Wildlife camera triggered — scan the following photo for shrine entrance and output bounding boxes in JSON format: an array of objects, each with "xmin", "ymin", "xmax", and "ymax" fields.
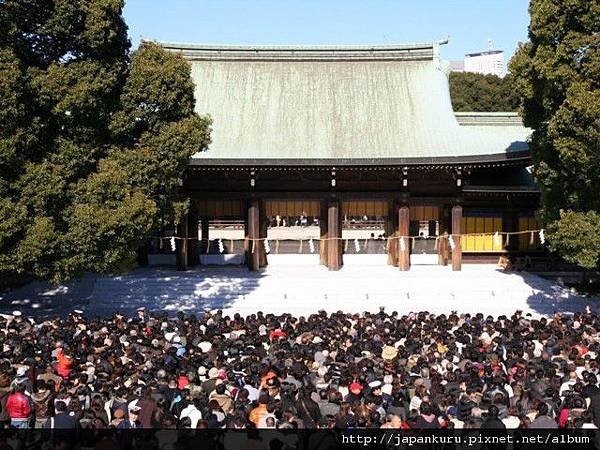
[
  {"xmin": 410, "ymin": 206, "xmax": 441, "ymax": 265},
  {"xmin": 341, "ymin": 200, "xmax": 388, "ymax": 266},
  {"xmin": 263, "ymin": 200, "xmax": 321, "ymax": 264}
]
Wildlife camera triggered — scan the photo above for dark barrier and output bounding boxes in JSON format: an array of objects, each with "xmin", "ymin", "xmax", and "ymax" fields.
[{"xmin": 0, "ymin": 428, "xmax": 597, "ymax": 450}]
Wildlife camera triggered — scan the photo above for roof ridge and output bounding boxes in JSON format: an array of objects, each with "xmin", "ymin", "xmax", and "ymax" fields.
[{"xmin": 149, "ymin": 40, "xmax": 438, "ymax": 52}]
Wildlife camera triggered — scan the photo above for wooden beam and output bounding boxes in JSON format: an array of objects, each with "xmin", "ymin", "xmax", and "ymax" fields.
[
  {"xmin": 452, "ymin": 205, "xmax": 463, "ymax": 271},
  {"xmin": 398, "ymin": 206, "xmax": 410, "ymax": 271},
  {"xmin": 247, "ymin": 200, "xmax": 261, "ymax": 271},
  {"xmin": 327, "ymin": 200, "xmax": 341, "ymax": 271}
]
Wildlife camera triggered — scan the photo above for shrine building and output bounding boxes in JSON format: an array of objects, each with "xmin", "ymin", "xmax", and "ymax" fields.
[{"xmin": 156, "ymin": 41, "xmax": 540, "ymax": 271}]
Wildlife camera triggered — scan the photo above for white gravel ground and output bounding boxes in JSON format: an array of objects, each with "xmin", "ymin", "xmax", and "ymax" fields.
[{"xmin": 0, "ymin": 255, "xmax": 593, "ymax": 319}]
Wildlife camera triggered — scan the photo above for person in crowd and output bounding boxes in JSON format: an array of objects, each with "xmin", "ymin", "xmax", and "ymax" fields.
[
  {"xmin": 117, "ymin": 403, "xmax": 141, "ymax": 429},
  {"xmin": 6, "ymin": 383, "xmax": 31, "ymax": 429},
  {"xmin": 44, "ymin": 400, "xmax": 78, "ymax": 429}
]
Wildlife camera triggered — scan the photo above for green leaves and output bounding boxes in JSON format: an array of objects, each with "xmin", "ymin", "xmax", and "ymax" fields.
[
  {"xmin": 0, "ymin": 1, "xmax": 210, "ymax": 282},
  {"xmin": 62, "ymin": 192, "xmax": 157, "ymax": 279},
  {"xmin": 510, "ymin": 0, "xmax": 600, "ymax": 269},
  {"xmin": 449, "ymin": 72, "xmax": 520, "ymax": 112},
  {"xmin": 547, "ymin": 211, "xmax": 600, "ymax": 269},
  {"xmin": 110, "ymin": 42, "xmax": 197, "ymax": 144}
]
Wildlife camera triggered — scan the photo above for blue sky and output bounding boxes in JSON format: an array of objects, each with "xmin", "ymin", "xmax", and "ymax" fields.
[{"xmin": 123, "ymin": 0, "xmax": 530, "ymax": 65}]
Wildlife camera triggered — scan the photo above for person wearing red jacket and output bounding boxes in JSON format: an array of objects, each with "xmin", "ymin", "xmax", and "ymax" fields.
[
  {"xmin": 6, "ymin": 384, "xmax": 31, "ymax": 429},
  {"xmin": 55, "ymin": 348, "xmax": 73, "ymax": 379}
]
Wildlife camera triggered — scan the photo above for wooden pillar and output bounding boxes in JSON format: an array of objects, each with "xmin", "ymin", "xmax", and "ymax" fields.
[
  {"xmin": 187, "ymin": 206, "xmax": 199, "ymax": 267},
  {"xmin": 259, "ymin": 201, "xmax": 268, "ymax": 267},
  {"xmin": 451, "ymin": 205, "xmax": 463, "ymax": 271},
  {"xmin": 247, "ymin": 200, "xmax": 261, "ymax": 271},
  {"xmin": 439, "ymin": 233, "xmax": 449, "ymax": 266},
  {"xmin": 398, "ymin": 206, "xmax": 410, "ymax": 271},
  {"xmin": 438, "ymin": 206, "xmax": 449, "ymax": 266},
  {"xmin": 176, "ymin": 214, "xmax": 188, "ymax": 271},
  {"xmin": 319, "ymin": 201, "xmax": 328, "ymax": 266},
  {"xmin": 338, "ymin": 204, "xmax": 344, "ymax": 267},
  {"xmin": 327, "ymin": 200, "xmax": 341, "ymax": 271},
  {"xmin": 243, "ymin": 211, "xmax": 249, "ymax": 257}
]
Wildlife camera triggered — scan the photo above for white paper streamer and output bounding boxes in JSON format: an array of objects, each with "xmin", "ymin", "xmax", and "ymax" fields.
[
  {"xmin": 539, "ymin": 229, "xmax": 545, "ymax": 245},
  {"xmin": 264, "ymin": 239, "xmax": 270, "ymax": 254},
  {"xmin": 218, "ymin": 238, "xmax": 225, "ymax": 253},
  {"xmin": 493, "ymin": 231, "xmax": 501, "ymax": 248},
  {"xmin": 399, "ymin": 237, "xmax": 406, "ymax": 252},
  {"xmin": 448, "ymin": 235, "xmax": 455, "ymax": 251},
  {"xmin": 170, "ymin": 237, "xmax": 176, "ymax": 252},
  {"xmin": 354, "ymin": 239, "xmax": 360, "ymax": 252},
  {"xmin": 308, "ymin": 239, "xmax": 315, "ymax": 253}
]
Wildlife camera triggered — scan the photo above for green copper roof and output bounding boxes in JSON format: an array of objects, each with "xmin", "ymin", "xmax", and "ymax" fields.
[{"xmin": 157, "ymin": 42, "xmax": 530, "ymax": 162}]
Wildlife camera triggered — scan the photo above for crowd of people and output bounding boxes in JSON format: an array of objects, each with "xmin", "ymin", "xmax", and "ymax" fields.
[{"xmin": 1, "ymin": 306, "xmax": 600, "ymax": 433}]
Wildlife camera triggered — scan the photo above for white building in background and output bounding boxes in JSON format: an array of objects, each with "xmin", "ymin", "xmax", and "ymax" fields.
[
  {"xmin": 451, "ymin": 39, "xmax": 505, "ymax": 78},
  {"xmin": 464, "ymin": 49, "xmax": 504, "ymax": 77}
]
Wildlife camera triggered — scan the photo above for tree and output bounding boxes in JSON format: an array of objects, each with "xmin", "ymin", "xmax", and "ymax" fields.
[
  {"xmin": 449, "ymin": 72, "xmax": 520, "ymax": 112},
  {"xmin": 0, "ymin": 1, "xmax": 211, "ymax": 282},
  {"xmin": 509, "ymin": 0, "xmax": 599, "ymax": 269}
]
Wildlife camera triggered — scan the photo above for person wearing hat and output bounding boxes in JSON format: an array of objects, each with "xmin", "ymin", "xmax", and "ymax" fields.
[
  {"xmin": 202, "ymin": 368, "xmax": 220, "ymax": 395},
  {"xmin": 346, "ymin": 381, "xmax": 363, "ymax": 403},
  {"xmin": 11, "ymin": 366, "xmax": 31, "ymax": 393},
  {"xmin": 381, "ymin": 345, "xmax": 398, "ymax": 361},
  {"xmin": 118, "ymin": 402, "xmax": 141, "ymax": 429},
  {"xmin": 446, "ymin": 406, "xmax": 464, "ymax": 429}
]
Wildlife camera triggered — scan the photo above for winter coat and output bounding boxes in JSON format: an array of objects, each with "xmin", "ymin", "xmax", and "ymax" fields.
[
  {"xmin": 413, "ymin": 414, "xmax": 440, "ymax": 429},
  {"xmin": 45, "ymin": 413, "xmax": 78, "ymax": 429},
  {"xmin": 209, "ymin": 393, "xmax": 233, "ymax": 414},
  {"xmin": 457, "ymin": 396, "xmax": 476, "ymax": 422},
  {"xmin": 6, "ymin": 392, "xmax": 31, "ymax": 419},
  {"xmin": 249, "ymin": 403, "xmax": 268, "ymax": 427},
  {"xmin": 55, "ymin": 349, "xmax": 72, "ymax": 379},
  {"xmin": 31, "ymin": 390, "xmax": 53, "ymax": 420},
  {"xmin": 0, "ymin": 388, "xmax": 11, "ymax": 421},
  {"xmin": 530, "ymin": 415, "xmax": 558, "ymax": 429},
  {"xmin": 481, "ymin": 417, "xmax": 506, "ymax": 429}
]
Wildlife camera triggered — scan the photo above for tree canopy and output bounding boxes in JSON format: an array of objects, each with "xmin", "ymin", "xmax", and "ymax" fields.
[
  {"xmin": 0, "ymin": 0, "xmax": 211, "ymax": 282},
  {"xmin": 509, "ymin": 0, "xmax": 599, "ymax": 269},
  {"xmin": 449, "ymin": 71, "xmax": 520, "ymax": 112}
]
